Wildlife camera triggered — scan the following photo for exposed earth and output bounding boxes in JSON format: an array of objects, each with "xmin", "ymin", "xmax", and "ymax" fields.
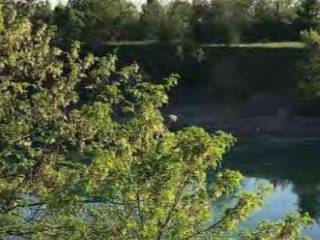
[{"xmin": 169, "ymin": 94, "xmax": 320, "ymax": 138}]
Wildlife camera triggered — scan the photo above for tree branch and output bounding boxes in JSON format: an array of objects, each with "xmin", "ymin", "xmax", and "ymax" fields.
[
  {"xmin": 136, "ymin": 191, "xmax": 144, "ymax": 229},
  {"xmin": 156, "ymin": 176, "xmax": 189, "ymax": 240}
]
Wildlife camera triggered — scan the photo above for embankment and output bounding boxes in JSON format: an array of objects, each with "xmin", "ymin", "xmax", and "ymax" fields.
[{"xmin": 107, "ymin": 43, "xmax": 320, "ymax": 137}]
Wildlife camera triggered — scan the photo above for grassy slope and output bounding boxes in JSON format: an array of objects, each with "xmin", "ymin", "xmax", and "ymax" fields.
[
  {"xmin": 106, "ymin": 41, "xmax": 305, "ymax": 49},
  {"xmin": 201, "ymin": 42, "xmax": 305, "ymax": 49}
]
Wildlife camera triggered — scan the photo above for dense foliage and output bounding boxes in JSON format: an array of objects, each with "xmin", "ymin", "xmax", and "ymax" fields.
[
  {"xmin": 11, "ymin": 0, "xmax": 320, "ymax": 51},
  {"xmin": 0, "ymin": 1, "xmax": 313, "ymax": 239},
  {"xmin": 297, "ymin": 29, "xmax": 320, "ymax": 99}
]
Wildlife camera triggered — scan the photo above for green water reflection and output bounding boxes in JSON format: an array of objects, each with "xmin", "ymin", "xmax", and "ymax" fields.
[{"xmin": 223, "ymin": 136, "xmax": 320, "ymax": 239}]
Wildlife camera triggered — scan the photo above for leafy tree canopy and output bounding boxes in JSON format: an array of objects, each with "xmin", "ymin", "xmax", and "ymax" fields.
[{"xmin": 0, "ymin": 4, "xmax": 312, "ymax": 240}]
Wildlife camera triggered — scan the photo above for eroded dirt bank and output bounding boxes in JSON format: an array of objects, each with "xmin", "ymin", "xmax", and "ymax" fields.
[{"xmin": 168, "ymin": 98, "xmax": 320, "ymax": 139}]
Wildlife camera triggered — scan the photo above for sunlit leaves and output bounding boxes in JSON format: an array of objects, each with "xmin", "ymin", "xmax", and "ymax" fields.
[{"xmin": 0, "ymin": 10, "xmax": 311, "ymax": 240}]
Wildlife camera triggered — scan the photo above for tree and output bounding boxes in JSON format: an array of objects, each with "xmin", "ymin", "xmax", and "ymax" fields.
[
  {"xmin": 245, "ymin": 0, "xmax": 298, "ymax": 41},
  {"xmin": 161, "ymin": 0, "xmax": 193, "ymax": 42},
  {"xmin": 297, "ymin": 0, "xmax": 320, "ymax": 31},
  {"xmin": 190, "ymin": 0, "xmax": 253, "ymax": 43},
  {"xmin": 3, "ymin": 0, "xmax": 53, "ymax": 25},
  {"xmin": 0, "ymin": 8, "xmax": 312, "ymax": 240},
  {"xmin": 297, "ymin": 29, "xmax": 320, "ymax": 99},
  {"xmin": 189, "ymin": 0, "xmax": 211, "ymax": 42},
  {"xmin": 53, "ymin": 4, "xmax": 86, "ymax": 48},
  {"xmin": 140, "ymin": 0, "xmax": 165, "ymax": 39},
  {"xmin": 53, "ymin": 0, "xmax": 140, "ymax": 51},
  {"xmin": 81, "ymin": 0, "xmax": 139, "ymax": 47}
]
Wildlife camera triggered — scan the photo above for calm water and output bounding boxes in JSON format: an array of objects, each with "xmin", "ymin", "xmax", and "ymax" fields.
[{"xmin": 223, "ymin": 136, "xmax": 320, "ymax": 239}]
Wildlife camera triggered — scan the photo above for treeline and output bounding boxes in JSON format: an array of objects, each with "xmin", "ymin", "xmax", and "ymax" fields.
[{"xmin": 5, "ymin": 0, "xmax": 320, "ymax": 50}]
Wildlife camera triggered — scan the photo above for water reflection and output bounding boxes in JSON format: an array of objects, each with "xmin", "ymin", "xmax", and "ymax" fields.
[{"xmin": 223, "ymin": 137, "xmax": 320, "ymax": 238}]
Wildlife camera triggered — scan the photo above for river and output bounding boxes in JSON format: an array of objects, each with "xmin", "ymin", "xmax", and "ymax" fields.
[{"xmin": 222, "ymin": 136, "xmax": 320, "ymax": 239}]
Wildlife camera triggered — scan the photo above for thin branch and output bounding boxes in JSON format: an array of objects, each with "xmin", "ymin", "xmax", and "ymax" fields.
[
  {"xmin": 182, "ymin": 219, "xmax": 223, "ymax": 240},
  {"xmin": 136, "ymin": 191, "xmax": 144, "ymax": 229},
  {"xmin": 156, "ymin": 176, "xmax": 189, "ymax": 240}
]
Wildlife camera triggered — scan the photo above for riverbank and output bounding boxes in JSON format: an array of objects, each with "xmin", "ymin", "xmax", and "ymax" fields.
[{"xmin": 169, "ymin": 103, "xmax": 320, "ymax": 139}]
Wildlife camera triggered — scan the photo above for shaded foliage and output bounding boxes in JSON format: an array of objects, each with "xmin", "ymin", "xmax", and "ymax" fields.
[
  {"xmin": 47, "ymin": 0, "xmax": 320, "ymax": 52},
  {"xmin": 9, "ymin": 0, "xmax": 320, "ymax": 53},
  {"xmin": 297, "ymin": 29, "xmax": 320, "ymax": 99}
]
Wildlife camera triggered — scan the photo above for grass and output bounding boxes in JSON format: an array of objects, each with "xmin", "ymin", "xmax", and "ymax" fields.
[
  {"xmin": 105, "ymin": 40, "xmax": 158, "ymax": 46},
  {"xmin": 106, "ymin": 40, "xmax": 306, "ymax": 49},
  {"xmin": 201, "ymin": 41, "xmax": 305, "ymax": 49}
]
